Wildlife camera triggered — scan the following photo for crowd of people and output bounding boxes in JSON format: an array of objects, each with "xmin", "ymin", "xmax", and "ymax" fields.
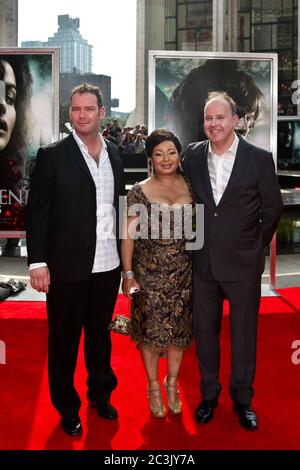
[{"xmin": 102, "ymin": 121, "xmax": 148, "ymax": 155}]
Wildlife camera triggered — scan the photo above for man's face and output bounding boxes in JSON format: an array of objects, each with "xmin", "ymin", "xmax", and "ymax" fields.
[
  {"xmin": 69, "ymin": 92, "xmax": 105, "ymax": 137},
  {"xmin": 0, "ymin": 61, "xmax": 17, "ymax": 152},
  {"xmin": 204, "ymin": 98, "xmax": 238, "ymax": 148}
]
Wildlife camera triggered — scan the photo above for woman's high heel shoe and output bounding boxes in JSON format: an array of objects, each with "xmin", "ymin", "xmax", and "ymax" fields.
[
  {"xmin": 164, "ymin": 376, "xmax": 182, "ymax": 414},
  {"xmin": 148, "ymin": 382, "xmax": 166, "ymax": 418}
]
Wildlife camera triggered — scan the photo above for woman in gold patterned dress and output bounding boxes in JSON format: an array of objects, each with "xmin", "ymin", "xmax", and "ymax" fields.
[{"xmin": 121, "ymin": 129, "xmax": 194, "ymax": 418}]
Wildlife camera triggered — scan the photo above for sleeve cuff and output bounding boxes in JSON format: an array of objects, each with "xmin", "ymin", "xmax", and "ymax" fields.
[{"xmin": 29, "ymin": 262, "xmax": 48, "ymax": 271}]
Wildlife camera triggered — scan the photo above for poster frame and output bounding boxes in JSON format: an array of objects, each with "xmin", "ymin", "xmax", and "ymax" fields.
[{"xmin": 0, "ymin": 47, "xmax": 59, "ymax": 238}]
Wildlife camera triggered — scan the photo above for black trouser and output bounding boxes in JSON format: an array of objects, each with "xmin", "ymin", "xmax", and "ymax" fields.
[
  {"xmin": 46, "ymin": 267, "xmax": 120, "ymax": 419},
  {"xmin": 193, "ymin": 270, "xmax": 261, "ymax": 405}
]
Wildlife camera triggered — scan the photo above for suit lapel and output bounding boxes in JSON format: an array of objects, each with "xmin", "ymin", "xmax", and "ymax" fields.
[
  {"xmin": 197, "ymin": 141, "xmax": 216, "ymax": 210},
  {"xmin": 217, "ymin": 136, "xmax": 250, "ymax": 208},
  {"xmin": 65, "ymin": 135, "xmax": 121, "ymax": 193},
  {"xmin": 65, "ymin": 134, "xmax": 94, "ymax": 183}
]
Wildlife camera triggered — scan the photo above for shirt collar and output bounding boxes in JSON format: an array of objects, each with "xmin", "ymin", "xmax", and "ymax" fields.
[
  {"xmin": 73, "ymin": 130, "xmax": 107, "ymax": 153},
  {"xmin": 208, "ymin": 133, "xmax": 239, "ymax": 158}
]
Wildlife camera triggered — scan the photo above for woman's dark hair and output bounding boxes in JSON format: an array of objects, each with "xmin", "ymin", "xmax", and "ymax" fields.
[
  {"xmin": 145, "ymin": 128, "xmax": 182, "ymax": 158},
  {"xmin": 0, "ymin": 55, "xmax": 33, "ymax": 172}
]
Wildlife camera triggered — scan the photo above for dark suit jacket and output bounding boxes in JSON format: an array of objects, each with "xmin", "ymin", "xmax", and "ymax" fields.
[
  {"xmin": 26, "ymin": 133, "xmax": 125, "ymax": 282},
  {"xmin": 182, "ymin": 136, "xmax": 284, "ymax": 281}
]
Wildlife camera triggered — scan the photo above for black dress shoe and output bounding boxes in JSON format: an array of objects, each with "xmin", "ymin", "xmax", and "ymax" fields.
[
  {"xmin": 61, "ymin": 415, "xmax": 82, "ymax": 436},
  {"xmin": 195, "ymin": 399, "xmax": 218, "ymax": 424},
  {"xmin": 233, "ymin": 403, "xmax": 258, "ymax": 431},
  {"xmin": 97, "ymin": 401, "xmax": 118, "ymax": 420}
]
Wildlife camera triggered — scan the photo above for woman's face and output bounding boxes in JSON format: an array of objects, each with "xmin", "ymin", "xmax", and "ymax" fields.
[
  {"xmin": 151, "ymin": 140, "xmax": 180, "ymax": 176},
  {"xmin": 0, "ymin": 60, "xmax": 17, "ymax": 152}
]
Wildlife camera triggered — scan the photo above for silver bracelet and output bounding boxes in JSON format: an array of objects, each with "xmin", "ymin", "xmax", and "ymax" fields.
[{"xmin": 121, "ymin": 271, "xmax": 134, "ymax": 279}]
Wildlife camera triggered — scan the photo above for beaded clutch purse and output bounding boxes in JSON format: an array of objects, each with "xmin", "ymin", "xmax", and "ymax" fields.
[{"xmin": 109, "ymin": 315, "xmax": 130, "ymax": 336}]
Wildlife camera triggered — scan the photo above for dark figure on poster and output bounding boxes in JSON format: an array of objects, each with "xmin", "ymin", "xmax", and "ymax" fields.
[{"xmin": 164, "ymin": 60, "xmax": 264, "ymax": 149}]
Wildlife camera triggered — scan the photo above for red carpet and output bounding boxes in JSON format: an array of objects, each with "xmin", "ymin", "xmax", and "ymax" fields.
[{"xmin": 0, "ymin": 288, "xmax": 300, "ymax": 450}]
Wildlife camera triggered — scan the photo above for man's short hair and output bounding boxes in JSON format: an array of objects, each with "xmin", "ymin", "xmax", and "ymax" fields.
[
  {"xmin": 205, "ymin": 91, "xmax": 237, "ymax": 116},
  {"xmin": 70, "ymin": 83, "xmax": 103, "ymax": 108}
]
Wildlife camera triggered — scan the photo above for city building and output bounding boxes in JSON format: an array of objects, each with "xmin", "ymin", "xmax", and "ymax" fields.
[
  {"xmin": 22, "ymin": 14, "xmax": 93, "ymax": 74},
  {"xmin": 19, "ymin": 40, "xmax": 44, "ymax": 48},
  {"xmin": 20, "ymin": 14, "xmax": 113, "ymax": 124},
  {"xmin": 0, "ymin": 0, "xmax": 18, "ymax": 47}
]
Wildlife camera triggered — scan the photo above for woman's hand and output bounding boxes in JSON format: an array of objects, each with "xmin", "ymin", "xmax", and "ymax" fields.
[{"xmin": 122, "ymin": 277, "xmax": 140, "ymax": 299}]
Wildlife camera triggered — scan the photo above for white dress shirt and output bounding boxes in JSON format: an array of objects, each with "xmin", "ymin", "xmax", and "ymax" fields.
[
  {"xmin": 207, "ymin": 133, "xmax": 239, "ymax": 205},
  {"xmin": 29, "ymin": 131, "xmax": 119, "ymax": 273}
]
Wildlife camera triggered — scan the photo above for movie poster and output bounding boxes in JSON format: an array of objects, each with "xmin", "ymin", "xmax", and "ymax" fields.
[
  {"xmin": 148, "ymin": 51, "xmax": 277, "ymax": 153},
  {"xmin": 0, "ymin": 49, "xmax": 59, "ymax": 237},
  {"xmin": 278, "ymin": 118, "xmax": 300, "ymax": 171}
]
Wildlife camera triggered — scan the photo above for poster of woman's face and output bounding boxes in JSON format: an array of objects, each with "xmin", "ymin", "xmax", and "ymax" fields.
[
  {"xmin": 277, "ymin": 119, "xmax": 300, "ymax": 171},
  {"xmin": 149, "ymin": 52, "xmax": 277, "ymax": 153},
  {"xmin": 0, "ymin": 49, "xmax": 59, "ymax": 236}
]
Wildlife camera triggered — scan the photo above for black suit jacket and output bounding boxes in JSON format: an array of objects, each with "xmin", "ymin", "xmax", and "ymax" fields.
[
  {"xmin": 182, "ymin": 136, "xmax": 284, "ymax": 281},
  {"xmin": 26, "ymin": 134, "xmax": 125, "ymax": 282}
]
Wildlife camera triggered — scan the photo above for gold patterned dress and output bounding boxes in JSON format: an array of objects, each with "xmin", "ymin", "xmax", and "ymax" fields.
[{"xmin": 127, "ymin": 182, "xmax": 194, "ymax": 354}]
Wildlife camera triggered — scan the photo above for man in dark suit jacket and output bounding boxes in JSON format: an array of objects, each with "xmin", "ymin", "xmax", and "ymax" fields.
[
  {"xmin": 26, "ymin": 83, "xmax": 125, "ymax": 436},
  {"xmin": 183, "ymin": 91, "xmax": 283, "ymax": 430}
]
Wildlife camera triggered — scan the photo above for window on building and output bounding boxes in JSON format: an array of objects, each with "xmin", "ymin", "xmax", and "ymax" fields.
[
  {"xmin": 187, "ymin": 2, "xmax": 212, "ymax": 28},
  {"xmin": 261, "ymin": 0, "xmax": 282, "ymax": 23},
  {"xmin": 165, "ymin": 17, "xmax": 176, "ymax": 42},
  {"xmin": 178, "ymin": 4, "xmax": 187, "ymax": 28},
  {"xmin": 252, "ymin": 24, "xmax": 272, "ymax": 49},
  {"xmin": 166, "ymin": 0, "xmax": 177, "ymax": 16},
  {"xmin": 283, "ymin": 0, "xmax": 294, "ymax": 18},
  {"xmin": 165, "ymin": 0, "xmax": 213, "ymax": 52},
  {"xmin": 178, "ymin": 29, "xmax": 195, "ymax": 50},
  {"xmin": 238, "ymin": 0, "xmax": 298, "ymax": 116}
]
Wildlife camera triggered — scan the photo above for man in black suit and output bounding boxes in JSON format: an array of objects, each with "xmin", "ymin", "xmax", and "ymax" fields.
[
  {"xmin": 183, "ymin": 91, "xmax": 283, "ymax": 430},
  {"xmin": 26, "ymin": 83, "xmax": 125, "ymax": 436}
]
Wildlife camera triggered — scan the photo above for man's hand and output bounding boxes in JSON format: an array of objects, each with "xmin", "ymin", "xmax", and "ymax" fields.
[{"xmin": 30, "ymin": 267, "xmax": 51, "ymax": 293}]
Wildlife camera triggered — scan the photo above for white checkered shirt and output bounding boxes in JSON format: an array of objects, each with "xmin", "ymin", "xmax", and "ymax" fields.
[{"xmin": 73, "ymin": 131, "xmax": 120, "ymax": 273}]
